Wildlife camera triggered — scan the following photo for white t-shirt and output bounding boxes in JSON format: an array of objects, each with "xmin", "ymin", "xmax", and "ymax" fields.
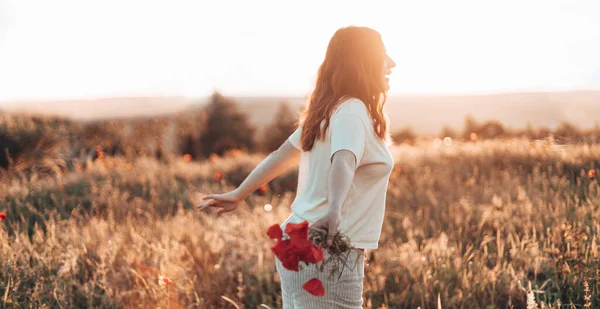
[{"xmin": 281, "ymin": 97, "xmax": 394, "ymax": 250}]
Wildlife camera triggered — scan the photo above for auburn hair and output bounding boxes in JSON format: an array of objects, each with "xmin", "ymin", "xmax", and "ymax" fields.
[{"xmin": 297, "ymin": 26, "xmax": 390, "ymax": 151}]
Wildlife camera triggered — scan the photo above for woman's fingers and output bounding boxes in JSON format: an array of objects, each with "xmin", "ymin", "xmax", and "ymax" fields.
[
  {"xmin": 197, "ymin": 198, "xmax": 238, "ymax": 215},
  {"xmin": 197, "ymin": 199, "xmax": 219, "ymax": 210},
  {"xmin": 196, "ymin": 200, "xmax": 210, "ymax": 211},
  {"xmin": 217, "ymin": 207, "xmax": 235, "ymax": 216},
  {"xmin": 308, "ymin": 216, "xmax": 338, "ymax": 247},
  {"xmin": 327, "ymin": 222, "xmax": 336, "ymax": 246},
  {"xmin": 202, "ymin": 194, "xmax": 216, "ymax": 200}
]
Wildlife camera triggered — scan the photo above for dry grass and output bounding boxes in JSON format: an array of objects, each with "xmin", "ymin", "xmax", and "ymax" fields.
[{"xmin": 1, "ymin": 137, "xmax": 599, "ymax": 308}]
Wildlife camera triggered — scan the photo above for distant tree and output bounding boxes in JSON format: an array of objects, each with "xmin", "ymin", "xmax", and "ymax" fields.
[
  {"xmin": 517, "ymin": 123, "xmax": 551, "ymax": 140},
  {"xmin": 537, "ymin": 127, "xmax": 552, "ymax": 140},
  {"xmin": 478, "ymin": 120, "xmax": 506, "ymax": 139},
  {"xmin": 439, "ymin": 125, "xmax": 458, "ymax": 139},
  {"xmin": 199, "ymin": 92, "xmax": 256, "ymax": 157},
  {"xmin": 391, "ymin": 127, "xmax": 417, "ymax": 145},
  {"xmin": 174, "ymin": 108, "xmax": 207, "ymax": 160},
  {"xmin": 586, "ymin": 123, "xmax": 600, "ymax": 143},
  {"xmin": 554, "ymin": 121, "xmax": 582, "ymax": 143},
  {"xmin": 462, "ymin": 115, "xmax": 478, "ymax": 140},
  {"xmin": 261, "ymin": 101, "xmax": 298, "ymax": 153},
  {"xmin": 460, "ymin": 116, "xmax": 506, "ymax": 140},
  {"xmin": 515, "ymin": 123, "xmax": 535, "ymax": 139}
]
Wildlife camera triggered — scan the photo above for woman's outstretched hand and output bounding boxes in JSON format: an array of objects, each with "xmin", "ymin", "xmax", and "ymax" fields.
[
  {"xmin": 309, "ymin": 210, "xmax": 341, "ymax": 248},
  {"xmin": 196, "ymin": 189, "xmax": 245, "ymax": 215}
]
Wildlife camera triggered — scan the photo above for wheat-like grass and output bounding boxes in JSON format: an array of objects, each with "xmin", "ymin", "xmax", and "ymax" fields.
[{"xmin": 0, "ymin": 137, "xmax": 598, "ymax": 308}]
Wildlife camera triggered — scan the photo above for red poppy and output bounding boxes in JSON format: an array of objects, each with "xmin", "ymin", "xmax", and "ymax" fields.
[
  {"xmin": 258, "ymin": 184, "xmax": 269, "ymax": 194},
  {"xmin": 285, "ymin": 221, "xmax": 309, "ymax": 243},
  {"xmin": 0, "ymin": 212, "xmax": 6, "ymax": 221},
  {"xmin": 269, "ymin": 220, "xmax": 326, "ymax": 296},
  {"xmin": 271, "ymin": 239, "xmax": 300, "ymax": 271},
  {"xmin": 158, "ymin": 275, "xmax": 173, "ymax": 286},
  {"xmin": 300, "ymin": 243, "xmax": 325, "ymax": 264},
  {"xmin": 267, "ymin": 224, "xmax": 283, "ymax": 240},
  {"xmin": 270, "ymin": 221, "xmax": 325, "ymax": 270},
  {"xmin": 302, "ymin": 278, "xmax": 325, "ymax": 296}
]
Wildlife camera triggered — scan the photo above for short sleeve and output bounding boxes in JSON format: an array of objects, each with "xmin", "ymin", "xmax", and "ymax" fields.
[
  {"xmin": 287, "ymin": 127, "xmax": 302, "ymax": 150},
  {"xmin": 329, "ymin": 113, "xmax": 366, "ymax": 168}
]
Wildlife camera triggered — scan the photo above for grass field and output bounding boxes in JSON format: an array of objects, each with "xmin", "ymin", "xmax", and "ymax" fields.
[{"xmin": 1, "ymin": 136, "xmax": 599, "ymax": 308}]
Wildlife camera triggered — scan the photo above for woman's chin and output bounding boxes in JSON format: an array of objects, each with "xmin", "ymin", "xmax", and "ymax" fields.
[{"xmin": 382, "ymin": 78, "xmax": 390, "ymax": 91}]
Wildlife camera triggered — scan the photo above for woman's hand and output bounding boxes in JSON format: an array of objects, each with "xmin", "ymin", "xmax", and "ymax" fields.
[
  {"xmin": 309, "ymin": 210, "xmax": 341, "ymax": 248},
  {"xmin": 196, "ymin": 189, "xmax": 245, "ymax": 215}
]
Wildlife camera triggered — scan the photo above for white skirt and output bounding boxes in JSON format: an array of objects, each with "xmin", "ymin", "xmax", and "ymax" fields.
[{"xmin": 275, "ymin": 249, "xmax": 366, "ymax": 309}]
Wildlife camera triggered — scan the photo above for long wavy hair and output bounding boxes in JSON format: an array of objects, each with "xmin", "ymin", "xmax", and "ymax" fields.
[{"xmin": 297, "ymin": 26, "xmax": 390, "ymax": 151}]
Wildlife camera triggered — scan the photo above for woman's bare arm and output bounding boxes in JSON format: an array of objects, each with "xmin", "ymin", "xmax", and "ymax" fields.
[
  {"xmin": 310, "ymin": 149, "xmax": 357, "ymax": 246},
  {"xmin": 327, "ymin": 150, "xmax": 356, "ymax": 215},
  {"xmin": 233, "ymin": 140, "xmax": 301, "ymax": 198},
  {"xmin": 197, "ymin": 140, "xmax": 301, "ymax": 214}
]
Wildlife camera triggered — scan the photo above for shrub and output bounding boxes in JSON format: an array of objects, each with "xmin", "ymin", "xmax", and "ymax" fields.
[{"xmin": 199, "ymin": 92, "xmax": 256, "ymax": 157}]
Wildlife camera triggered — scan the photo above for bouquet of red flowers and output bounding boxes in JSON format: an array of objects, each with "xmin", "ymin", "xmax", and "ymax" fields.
[{"xmin": 267, "ymin": 221, "xmax": 326, "ymax": 296}]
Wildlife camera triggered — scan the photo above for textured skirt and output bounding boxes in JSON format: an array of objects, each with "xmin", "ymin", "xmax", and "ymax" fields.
[{"xmin": 275, "ymin": 249, "xmax": 366, "ymax": 309}]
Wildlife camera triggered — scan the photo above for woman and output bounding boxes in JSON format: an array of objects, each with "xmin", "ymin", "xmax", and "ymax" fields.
[{"xmin": 197, "ymin": 26, "xmax": 396, "ymax": 308}]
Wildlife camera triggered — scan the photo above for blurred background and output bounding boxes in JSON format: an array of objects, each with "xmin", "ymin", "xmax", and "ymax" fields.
[
  {"xmin": 1, "ymin": 0, "xmax": 599, "ymax": 132},
  {"xmin": 1, "ymin": 1, "xmax": 600, "ymax": 308}
]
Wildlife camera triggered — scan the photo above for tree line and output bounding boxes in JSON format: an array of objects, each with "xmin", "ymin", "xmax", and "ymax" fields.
[{"xmin": 1, "ymin": 91, "xmax": 599, "ymax": 178}]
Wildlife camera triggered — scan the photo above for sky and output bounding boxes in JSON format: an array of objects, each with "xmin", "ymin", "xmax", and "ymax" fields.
[{"xmin": 0, "ymin": 0, "xmax": 600, "ymax": 102}]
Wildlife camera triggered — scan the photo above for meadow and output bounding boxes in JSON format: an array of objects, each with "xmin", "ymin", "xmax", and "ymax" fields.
[{"xmin": 0, "ymin": 97, "xmax": 599, "ymax": 308}]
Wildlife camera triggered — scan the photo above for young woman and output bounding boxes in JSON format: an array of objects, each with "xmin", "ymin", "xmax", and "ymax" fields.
[{"xmin": 198, "ymin": 26, "xmax": 396, "ymax": 308}]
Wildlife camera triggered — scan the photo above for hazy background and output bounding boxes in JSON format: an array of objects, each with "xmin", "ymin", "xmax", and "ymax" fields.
[{"xmin": 1, "ymin": 0, "xmax": 599, "ymax": 133}]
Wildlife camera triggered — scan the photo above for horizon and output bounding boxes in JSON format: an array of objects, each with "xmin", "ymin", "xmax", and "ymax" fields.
[
  {"xmin": 2, "ymin": 90, "xmax": 598, "ymax": 136},
  {"xmin": 2, "ymin": 88, "xmax": 600, "ymax": 106},
  {"xmin": 1, "ymin": 0, "xmax": 600, "ymax": 102}
]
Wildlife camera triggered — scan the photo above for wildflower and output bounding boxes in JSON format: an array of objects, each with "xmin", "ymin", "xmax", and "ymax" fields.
[
  {"xmin": 213, "ymin": 171, "xmax": 223, "ymax": 181},
  {"xmin": 183, "ymin": 154, "xmax": 192, "ymax": 162},
  {"xmin": 158, "ymin": 275, "xmax": 173, "ymax": 287},
  {"xmin": 267, "ymin": 223, "xmax": 283, "ymax": 240},
  {"xmin": 285, "ymin": 221, "xmax": 309, "ymax": 241},
  {"xmin": 271, "ymin": 239, "xmax": 301, "ymax": 271},
  {"xmin": 258, "ymin": 184, "xmax": 269, "ymax": 194},
  {"xmin": 0, "ymin": 211, "xmax": 6, "ymax": 221},
  {"xmin": 302, "ymin": 278, "xmax": 325, "ymax": 296},
  {"xmin": 589, "ymin": 169, "xmax": 596, "ymax": 179}
]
